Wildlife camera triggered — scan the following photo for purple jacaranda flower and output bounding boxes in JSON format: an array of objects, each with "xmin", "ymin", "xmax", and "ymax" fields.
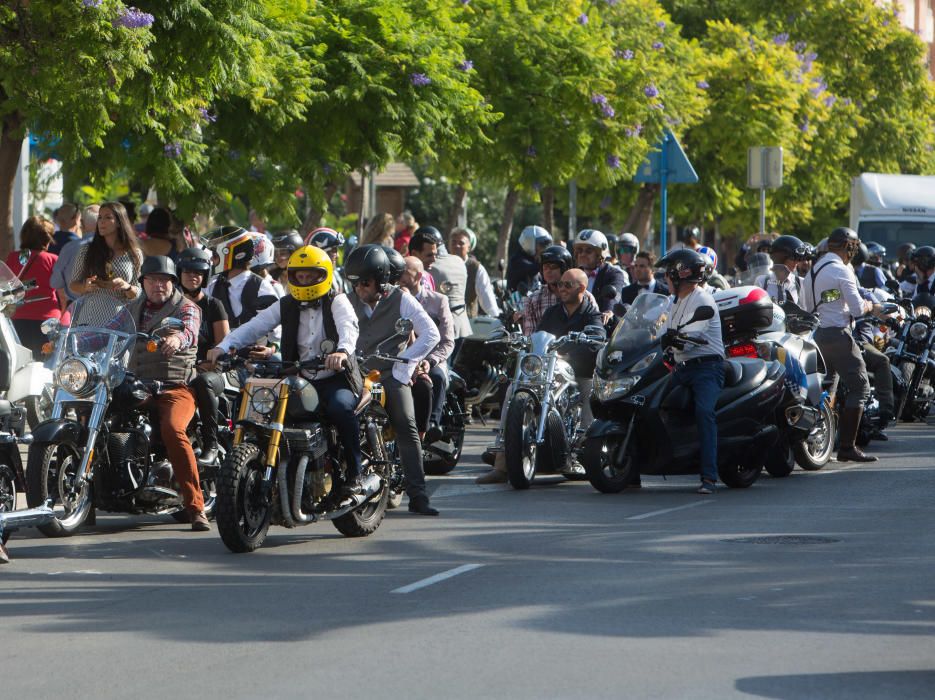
[
  {"xmin": 198, "ymin": 107, "xmax": 217, "ymax": 123},
  {"xmin": 773, "ymin": 33, "xmax": 789, "ymax": 46},
  {"xmin": 114, "ymin": 7, "xmax": 154, "ymax": 29},
  {"xmin": 458, "ymin": 60, "xmax": 473, "ymax": 72},
  {"xmin": 410, "ymin": 73, "xmax": 431, "ymax": 86},
  {"xmin": 625, "ymin": 124, "xmax": 643, "ymax": 138},
  {"xmin": 810, "ymin": 77, "xmax": 827, "ymax": 97},
  {"xmin": 461, "ymin": 0, "xmax": 470, "ymax": 4},
  {"xmin": 652, "ymin": 41, "xmax": 664, "ymax": 50},
  {"xmin": 601, "ymin": 104, "xmax": 615, "ymax": 118},
  {"xmin": 606, "ymin": 155, "xmax": 621, "ymax": 169},
  {"xmin": 600, "ymin": 196, "xmax": 613, "ymax": 209},
  {"xmin": 605, "ymin": 0, "xmax": 620, "ymax": 5},
  {"xmin": 164, "ymin": 142, "xmax": 182, "ymax": 158},
  {"xmin": 82, "ymin": 0, "xmax": 103, "ymax": 7},
  {"xmin": 799, "ymin": 119, "xmax": 810, "ymax": 133},
  {"xmin": 644, "ymin": 84, "xmax": 659, "ymax": 98},
  {"xmin": 650, "ymin": 103, "xmax": 664, "ymax": 110},
  {"xmin": 656, "ymin": 20, "xmax": 666, "ymax": 29},
  {"xmin": 823, "ymin": 95, "xmax": 837, "ymax": 108},
  {"xmin": 843, "ymin": 98, "xmax": 852, "ymax": 107},
  {"xmin": 591, "ymin": 93, "xmax": 608, "ymax": 105},
  {"xmin": 527, "ymin": 145, "xmax": 537, "ymax": 158},
  {"xmin": 615, "ymin": 49, "xmax": 635, "ymax": 59},
  {"xmin": 696, "ymin": 80, "xmax": 710, "ymax": 89},
  {"xmin": 577, "ymin": 13, "xmax": 589, "ymax": 25},
  {"xmin": 794, "ymin": 41, "xmax": 807, "ymax": 53}
]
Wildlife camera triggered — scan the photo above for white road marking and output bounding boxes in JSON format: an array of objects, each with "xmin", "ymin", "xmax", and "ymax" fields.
[
  {"xmin": 626, "ymin": 500, "xmax": 711, "ymax": 520},
  {"xmin": 391, "ymin": 563, "xmax": 485, "ymax": 594}
]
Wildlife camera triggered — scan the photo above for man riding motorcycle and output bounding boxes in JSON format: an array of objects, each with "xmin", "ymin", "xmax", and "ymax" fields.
[
  {"xmin": 207, "ymin": 228, "xmax": 279, "ymax": 329},
  {"xmin": 573, "ymin": 229, "xmax": 628, "ymax": 321},
  {"xmin": 307, "ymin": 227, "xmax": 348, "ymax": 294},
  {"xmin": 757, "ymin": 234, "xmax": 809, "ymax": 306},
  {"xmin": 507, "ymin": 225, "xmax": 552, "ymax": 293}
]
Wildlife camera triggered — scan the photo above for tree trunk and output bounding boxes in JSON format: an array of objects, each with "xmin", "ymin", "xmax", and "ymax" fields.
[
  {"xmin": 0, "ymin": 110, "xmax": 24, "ymax": 259},
  {"xmin": 301, "ymin": 182, "xmax": 339, "ymax": 235},
  {"xmin": 541, "ymin": 186, "xmax": 554, "ymax": 234},
  {"xmin": 621, "ymin": 184, "xmax": 658, "ymax": 253},
  {"xmin": 495, "ymin": 187, "xmax": 520, "ymax": 271},
  {"xmin": 446, "ymin": 183, "xmax": 467, "ymax": 234}
]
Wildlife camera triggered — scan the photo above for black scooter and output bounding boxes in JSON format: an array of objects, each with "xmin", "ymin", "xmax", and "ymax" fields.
[{"xmin": 584, "ymin": 294, "xmax": 786, "ymax": 493}]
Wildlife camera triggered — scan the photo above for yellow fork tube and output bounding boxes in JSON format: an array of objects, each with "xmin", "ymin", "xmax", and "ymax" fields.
[{"xmin": 265, "ymin": 384, "xmax": 291, "ymax": 467}]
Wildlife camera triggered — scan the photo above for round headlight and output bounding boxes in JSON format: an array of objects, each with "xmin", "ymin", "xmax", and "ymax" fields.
[
  {"xmin": 910, "ymin": 321, "xmax": 928, "ymax": 340},
  {"xmin": 250, "ymin": 387, "xmax": 277, "ymax": 415},
  {"xmin": 520, "ymin": 355, "xmax": 543, "ymax": 377},
  {"xmin": 915, "ymin": 306, "xmax": 932, "ymax": 319},
  {"xmin": 56, "ymin": 358, "xmax": 91, "ymax": 394}
]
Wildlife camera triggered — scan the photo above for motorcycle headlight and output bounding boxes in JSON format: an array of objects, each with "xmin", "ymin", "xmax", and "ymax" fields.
[
  {"xmin": 520, "ymin": 355, "xmax": 544, "ymax": 378},
  {"xmin": 250, "ymin": 387, "xmax": 277, "ymax": 415},
  {"xmin": 56, "ymin": 357, "xmax": 92, "ymax": 395},
  {"xmin": 910, "ymin": 321, "xmax": 928, "ymax": 340},
  {"xmin": 916, "ymin": 306, "xmax": 932, "ymax": 319},
  {"xmin": 629, "ymin": 352, "xmax": 658, "ymax": 373},
  {"xmin": 593, "ymin": 374, "xmax": 640, "ymax": 402}
]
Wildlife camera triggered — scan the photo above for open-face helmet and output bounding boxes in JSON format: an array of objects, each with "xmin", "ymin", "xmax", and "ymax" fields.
[
  {"xmin": 656, "ymin": 248, "xmax": 707, "ymax": 289},
  {"xmin": 573, "ymin": 229, "xmax": 610, "ymax": 259},
  {"xmin": 217, "ymin": 231, "xmax": 255, "ymax": 272},
  {"xmin": 344, "ymin": 244, "xmax": 391, "ymax": 288},
  {"xmin": 539, "ymin": 245, "xmax": 574, "ymax": 273},
  {"xmin": 518, "ymin": 225, "xmax": 552, "ymax": 256},
  {"xmin": 306, "ymin": 227, "xmax": 345, "ymax": 253}
]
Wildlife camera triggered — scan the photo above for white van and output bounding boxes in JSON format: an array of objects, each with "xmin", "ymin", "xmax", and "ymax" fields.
[{"xmin": 849, "ymin": 173, "xmax": 935, "ymax": 256}]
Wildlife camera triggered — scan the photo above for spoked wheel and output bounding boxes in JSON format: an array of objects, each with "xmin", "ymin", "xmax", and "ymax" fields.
[
  {"xmin": 503, "ymin": 394, "xmax": 539, "ymax": 490},
  {"xmin": 794, "ymin": 400, "xmax": 835, "ymax": 471},
  {"xmin": 25, "ymin": 441, "xmax": 92, "ymax": 537},
  {"xmin": 0, "ymin": 463, "xmax": 17, "ymax": 544},
  {"xmin": 216, "ymin": 443, "xmax": 271, "ymax": 553},
  {"xmin": 583, "ymin": 436, "xmax": 633, "ymax": 493}
]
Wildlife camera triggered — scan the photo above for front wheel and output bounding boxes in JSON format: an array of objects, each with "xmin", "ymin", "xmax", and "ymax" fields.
[
  {"xmin": 583, "ymin": 436, "xmax": 633, "ymax": 493},
  {"xmin": 216, "ymin": 443, "xmax": 271, "ymax": 553},
  {"xmin": 25, "ymin": 440, "xmax": 92, "ymax": 537},
  {"xmin": 503, "ymin": 393, "xmax": 539, "ymax": 490},
  {"xmin": 793, "ymin": 401, "xmax": 835, "ymax": 471},
  {"xmin": 24, "ymin": 385, "xmax": 54, "ymax": 431},
  {"xmin": 718, "ymin": 461, "xmax": 762, "ymax": 489}
]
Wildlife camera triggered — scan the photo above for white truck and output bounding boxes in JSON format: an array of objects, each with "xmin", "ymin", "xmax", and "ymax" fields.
[{"xmin": 850, "ymin": 173, "xmax": 935, "ymax": 257}]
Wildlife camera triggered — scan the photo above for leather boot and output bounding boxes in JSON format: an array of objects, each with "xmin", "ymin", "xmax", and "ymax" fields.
[
  {"xmin": 475, "ymin": 452, "xmax": 508, "ymax": 484},
  {"xmin": 837, "ymin": 407, "xmax": 878, "ymax": 462}
]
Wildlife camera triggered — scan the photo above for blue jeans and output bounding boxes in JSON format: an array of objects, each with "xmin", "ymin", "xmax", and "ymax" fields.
[
  {"xmin": 671, "ymin": 359, "xmax": 725, "ymax": 483},
  {"xmin": 313, "ymin": 374, "xmax": 362, "ymax": 480}
]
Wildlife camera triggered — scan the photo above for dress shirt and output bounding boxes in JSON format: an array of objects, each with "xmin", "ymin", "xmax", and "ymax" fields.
[
  {"xmin": 359, "ymin": 291, "xmax": 440, "ymax": 384},
  {"xmin": 206, "ymin": 271, "xmax": 279, "ymax": 318},
  {"xmin": 664, "ymin": 286, "xmax": 725, "ymax": 363},
  {"xmin": 800, "ymin": 254, "xmax": 872, "ymax": 328},
  {"xmin": 474, "ymin": 263, "xmax": 501, "ymax": 317},
  {"xmin": 754, "ymin": 270, "xmax": 801, "ymax": 306},
  {"xmin": 218, "ymin": 294, "xmax": 358, "ymax": 380}
]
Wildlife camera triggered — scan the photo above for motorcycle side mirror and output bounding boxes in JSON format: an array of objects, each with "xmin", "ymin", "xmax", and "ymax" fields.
[
  {"xmin": 319, "ymin": 339, "xmax": 336, "ymax": 354},
  {"xmin": 601, "ymin": 285, "xmax": 620, "ymax": 301},
  {"xmin": 394, "ymin": 318, "xmax": 413, "ymax": 336},
  {"xmin": 613, "ymin": 302, "xmax": 629, "ymax": 317},
  {"xmin": 688, "ymin": 306, "xmax": 715, "ymax": 324},
  {"xmin": 881, "ymin": 302, "xmax": 899, "ymax": 316},
  {"xmin": 439, "ymin": 281, "xmax": 453, "ymax": 294}
]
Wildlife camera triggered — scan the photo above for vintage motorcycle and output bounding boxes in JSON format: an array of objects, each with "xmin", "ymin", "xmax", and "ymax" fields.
[
  {"xmin": 492, "ymin": 326, "xmax": 605, "ymax": 489},
  {"xmin": 214, "ymin": 342, "xmax": 395, "ymax": 553},
  {"xmin": 887, "ymin": 293, "xmax": 935, "ymax": 422},
  {"xmin": 585, "ymin": 294, "xmax": 786, "ymax": 493},
  {"xmin": 24, "ymin": 295, "xmax": 217, "ymax": 536}
]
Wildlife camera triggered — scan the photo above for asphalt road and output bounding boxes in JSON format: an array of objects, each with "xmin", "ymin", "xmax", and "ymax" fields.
[{"xmin": 3, "ymin": 421, "xmax": 935, "ymax": 699}]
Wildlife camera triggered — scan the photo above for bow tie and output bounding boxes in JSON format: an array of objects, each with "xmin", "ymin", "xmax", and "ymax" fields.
[
  {"xmin": 639, "ymin": 284, "xmax": 650, "ymax": 290},
  {"xmin": 145, "ymin": 300, "xmax": 166, "ymax": 311}
]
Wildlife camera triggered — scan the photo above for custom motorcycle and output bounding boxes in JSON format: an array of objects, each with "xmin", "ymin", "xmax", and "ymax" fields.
[
  {"xmin": 422, "ymin": 375, "xmax": 468, "ymax": 476},
  {"xmin": 585, "ymin": 294, "xmax": 785, "ymax": 493},
  {"xmin": 453, "ymin": 315, "xmax": 515, "ymax": 419},
  {"xmin": 25, "ymin": 295, "xmax": 217, "ymax": 536}
]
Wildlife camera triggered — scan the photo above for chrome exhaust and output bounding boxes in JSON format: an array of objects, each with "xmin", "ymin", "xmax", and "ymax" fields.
[
  {"xmin": 0, "ymin": 500, "xmax": 56, "ymax": 534},
  {"xmin": 785, "ymin": 405, "xmax": 819, "ymax": 432},
  {"xmin": 291, "ymin": 453, "xmax": 383, "ymax": 524},
  {"xmin": 318, "ymin": 473, "xmax": 383, "ymax": 522}
]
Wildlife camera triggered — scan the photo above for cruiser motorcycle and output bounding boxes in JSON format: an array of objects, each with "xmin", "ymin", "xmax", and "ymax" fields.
[
  {"xmin": 888, "ymin": 294, "xmax": 935, "ymax": 422},
  {"xmin": 25, "ymin": 295, "xmax": 217, "ymax": 536}
]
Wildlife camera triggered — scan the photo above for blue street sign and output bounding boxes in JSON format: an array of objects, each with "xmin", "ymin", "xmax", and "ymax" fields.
[{"xmin": 633, "ymin": 129, "xmax": 698, "ymax": 253}]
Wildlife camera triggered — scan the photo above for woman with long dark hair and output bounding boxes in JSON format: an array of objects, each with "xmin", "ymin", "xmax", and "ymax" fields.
[{"xmin": 69, "ymin": 201, "xmax": 143, "ymax": 300}]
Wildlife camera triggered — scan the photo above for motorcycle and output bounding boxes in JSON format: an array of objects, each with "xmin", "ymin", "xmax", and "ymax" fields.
[
  {"xmin": 585, "ymin": 294, "xmax": 786, "ymax": 493},
  {"xmin": 0, "ymin": 397, "xmax": 35, "ymax": 552},
  {"xmin": 492, "ymin": 325, "xmax": 604, "ymax": 489},
  {"xmin": 214, "ymin": 343, "xmax": 395, "ymax": 553},
  {"xmin": 422, "ymin": 373, "xmax": 468, "ymax": 476},
  {"xmin": 24, "ymin": 294, "xmax": 217, "ymax": 536},
  {"xmin": 887, "ymin": 295, "xmax": 935, "ymax": 422},
  {"xmin": 453, "ymin": 315, "xmax": 515, "ymax": 419},
  {"xmin": 713, "ymin": 286, "xmax": 837, "ymax": 475}
]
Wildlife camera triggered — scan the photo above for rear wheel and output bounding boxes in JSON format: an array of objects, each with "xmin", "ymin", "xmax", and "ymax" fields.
[
  {"xmin": 25, "ymin": 441, "xmax": 92, "ymax": 537},
  {"xmin": 583, "ymin": 436, "xmax": 633, "ymax": 493},
  {"xmin": 503, "ymin": 394, "xmax": 539, "ymax": 490},
  {"xmin": 0, "ymin": 463, "xmax": 17, "ymax": 544},
  {"xmin": 718, "ymin": 461, "xmax": 762, "ymax": 488},
  {"xmin": 794, "ymin": 401, "xmax": 835, "ymax": 471},
  {"xmin": 216, "ymin": 443, "xmax": 271, "ymax": 553},
  {"xmin": 332, "ymin": 481, "xmax": 389, "ymax": 537}
]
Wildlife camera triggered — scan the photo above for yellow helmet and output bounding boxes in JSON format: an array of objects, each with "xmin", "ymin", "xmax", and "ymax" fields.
[{"xmin": 287, "ymin": 245, "xmax": 333, "ymax": 303}]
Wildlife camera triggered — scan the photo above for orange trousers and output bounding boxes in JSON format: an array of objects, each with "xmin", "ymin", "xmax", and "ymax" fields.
[{"xmin": 149, "ymin": 385, "xmax": 203, "ymax": 512}]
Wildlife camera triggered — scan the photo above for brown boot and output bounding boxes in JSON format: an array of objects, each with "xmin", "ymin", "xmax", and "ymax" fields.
[
  {"xmin": 836, "ymin": 407, "xmax": 878, "ymax": 463},
  {"xmin": 190, "ymin": 510, "xmax": 211, "ymax": 531},
  {"xmin": 0, "ymin": 540, "xmax": 9, "ymax": 564},
  {"xmin": 476, "ymin": 453, "xmax": 508, "ymax": 484}
]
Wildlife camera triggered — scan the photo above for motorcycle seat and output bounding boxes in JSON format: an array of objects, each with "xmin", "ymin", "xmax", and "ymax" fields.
[
  {"xmin": 723, "ymin": 358, "xmax": 766, "ymax": 388},
  {"xmin": 0, "ymin": 399, "xmax": 13, "ymax": 417}
]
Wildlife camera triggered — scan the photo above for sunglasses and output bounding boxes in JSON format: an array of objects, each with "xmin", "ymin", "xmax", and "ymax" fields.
[
  {"xmin": 558, "ymin": 281, "xmax": 580, "ymax": 289},
  {"xmin": 618, "ymin": 245, "xmax": 637, "ymax": 255}
]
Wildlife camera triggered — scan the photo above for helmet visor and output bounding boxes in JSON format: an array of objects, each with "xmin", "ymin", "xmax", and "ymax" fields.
[{"xmin": 288, "ymin": 268, "xmax": 328, "ymax": 287}]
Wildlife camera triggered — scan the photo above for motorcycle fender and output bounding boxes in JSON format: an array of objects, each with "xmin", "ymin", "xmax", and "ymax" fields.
[
  {"xmin": 585, "ymin": 418, "xmax": 629, "ymax": 440},
  {"xmin": 6, "ymin": 361, "xmax": 53, "ymax": 403},
  {"xmin": 31, "ymin": 419, "xmax": 86, "ymax": 446}
]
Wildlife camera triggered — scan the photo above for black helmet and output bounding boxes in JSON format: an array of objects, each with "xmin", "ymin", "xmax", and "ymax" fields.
[
  {"xmin": 177, "ymin": 246, "xmax": 212, "ymax": 290},
  {"xmin": 910, "ymin": 245, "xmax": 935, "ymax": 272},
  {"xmin": 897, "ymin": 242, "xmax": 917, "ymax": 261},
  {"xmin": 770, "ymin": 235, "xmax": 807, "ymax": 262},
  {"xmin": 140, "ymin": 255, "xmax": 178, "ymax": 283},
  {"xmin": 539, "ymin": 245, "xmax": 574, "ymax": 273},
  {"xmin": 344, "ymin": 244, "xmax": 391, "ymax": 287},
  {"xmin": 409, "ymin": 225, "xmax": 444, "ymax": 252},
  {"xmin": 656, "ymin": 248, "xmax": 707, "ymax": 287},
  {"xmin": 852, "ymin": 242, "xmax": 869, "ymax": 266},
  {"xmin": 865, "ymin": 241, "xmax": 886, "ymax": 265},
  {"xmin": 827, "ymin": 226, "xmax": 860, "ymax": 260},
  {"xmin": 271, "ymin": 230, "xmax": 304, "ymax": 252},
  {"xmin": 382, "ymin": 245, "xmax": 406, "ymax": 284}
]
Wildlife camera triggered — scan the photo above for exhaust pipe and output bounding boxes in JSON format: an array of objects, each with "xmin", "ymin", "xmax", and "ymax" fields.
[
  {"xmin": 785, "ymin": 405, "xmax": 819, "ymax": 432},
  {"xmin": 318, "ymin": 473, "xmax": 383, "ymax": 522},
  {"xmin": 0, "ymin": 500, "xmax": 56, "ymax": 539},
  {"xmin": 291, "ymin": 455, "xmax": 383, "ymax": 524}
]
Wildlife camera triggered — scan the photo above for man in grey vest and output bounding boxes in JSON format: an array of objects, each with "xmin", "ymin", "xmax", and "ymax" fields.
[
  {"xmin": 409, "ymin": 226, "xmax": 472, "ymax": 358},
  {"xmin": 344, "ymin": 245, "xmax": 442, "ymax": 516},
  {"xmin": 127, "ymin": 256, "xmax": 210, "ymax": 530},
  {"xmin": 448, "ymin": 227, "xmax": 501, "ymax": 319}
]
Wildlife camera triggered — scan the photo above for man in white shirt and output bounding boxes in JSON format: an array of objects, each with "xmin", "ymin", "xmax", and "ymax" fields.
[
  {"xmin": 205, "ymin": 246, "xmax": 366, "ymax": 497},
  {"xmin": 206, "ymin": 229, "xmax": 279, "ymax": 329},
  {"xmin": 447, "ymin": 227, "xmax": 501, "ymax": 319},
  {"xmin": 800, "ymin": 227, "xmax": 883, "ymax": 462}
]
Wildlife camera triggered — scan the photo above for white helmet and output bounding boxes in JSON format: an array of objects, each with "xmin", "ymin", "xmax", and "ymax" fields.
[
  {"xmin": 618, "ymin": 232, "xmax": 640, "ymax": 256},
  {"xmin": 249, "ymin": 232, "xmax": 275, "ymax": 269},
  {"xmin": 573, "ymin": 229, "xmax": 610, "ymax": 259},
  {"xmin": 518, "ymin": 225, "xmax": 552, "ymax": 256}
]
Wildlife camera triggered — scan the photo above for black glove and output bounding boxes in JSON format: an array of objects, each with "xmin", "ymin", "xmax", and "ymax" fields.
[{"xmin": 660, "ymin": 329, "xmax": 684, "ymax": 351}]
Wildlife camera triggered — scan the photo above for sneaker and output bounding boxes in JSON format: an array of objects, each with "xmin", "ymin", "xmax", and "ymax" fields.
[
  {"xmin": 697, "ymin": 480, "xmax": 716, "ymax": 495},
  {"xmin": 190, "ymin": 510, "xmax": 211, "ymax": 531}
]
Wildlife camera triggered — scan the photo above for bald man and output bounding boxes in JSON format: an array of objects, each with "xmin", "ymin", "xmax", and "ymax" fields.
[
  {"xmin": 536, "ymin": 268, "xmax": 605, "ymax": 430},
  {"xmin": 399, "ymin": 256, "xmax": 455, "ymax": 442}
]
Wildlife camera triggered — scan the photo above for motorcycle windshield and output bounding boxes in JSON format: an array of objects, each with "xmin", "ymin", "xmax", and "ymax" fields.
[
  {"xmin": 607, "ymin": 293, "xmax": 670, "ymax": 364},
  {"xmin": 738, "ymin": 260, "xmax": 773, "ymax": 289},
  {"xmin": 59, "ymin": 294, "xmax": 137, "ymax": 389},
  {"xmin": 529, "ymin": 330, "xmax": 556, "ymax": 356}
]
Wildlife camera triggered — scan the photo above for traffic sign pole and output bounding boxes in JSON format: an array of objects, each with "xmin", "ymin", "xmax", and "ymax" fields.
[
  {"xmin": 759, "ymin": 187, "xmax": 766, "ymax": 234},
  {"xmin": 660, "ymin": 131, "xmax": 669, "ymax": 253}
]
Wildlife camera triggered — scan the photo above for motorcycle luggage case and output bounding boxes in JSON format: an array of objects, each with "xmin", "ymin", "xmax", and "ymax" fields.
[{"xmin": 714, "ymin": 286, "xmax": 773, "ymax": 335}]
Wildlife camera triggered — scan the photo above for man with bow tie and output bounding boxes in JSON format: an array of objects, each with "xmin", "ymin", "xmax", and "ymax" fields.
[{"xmin": 619, "ymin": 251, "xmax": 669, "ymax": 305}]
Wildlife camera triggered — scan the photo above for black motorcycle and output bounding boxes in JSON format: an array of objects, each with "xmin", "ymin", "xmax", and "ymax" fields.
[
  {"xmin": 584, "ymin": 294, "xmax": 786, "ymax": 493},
  {"xmin": 887, "ymin": 294, "xmax": 935, "ymax": 422},
  {"xmin": 25, "ymin": 295, "xmax": 217, "ymax": 536},
  {"xmin": 422, "ymin": 372, "xmax": 468, "ymax": 476}
]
